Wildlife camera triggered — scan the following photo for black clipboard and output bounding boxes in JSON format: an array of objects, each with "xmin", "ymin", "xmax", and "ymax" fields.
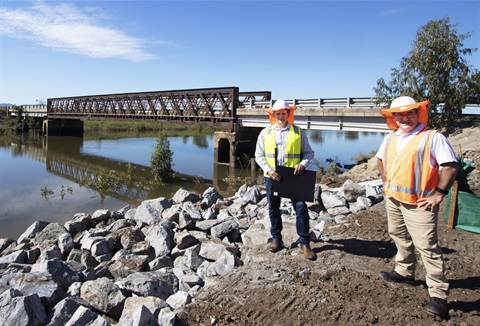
[{"xmin": 272, "ymin": 165, "xmax": 316, "ymax": 202}]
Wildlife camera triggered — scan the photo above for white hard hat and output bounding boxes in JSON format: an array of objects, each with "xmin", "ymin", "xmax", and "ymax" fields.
[
  {"xmin": 272, "ymin": 99, "xmax": 290, "ymax": 111},
  {"xmin": 390, "ymin": 96, "xmax": 417, "ymax": 110},
  {"xmin": 380, "ymin": 96, "xmax": 430, "ymax": 130}
]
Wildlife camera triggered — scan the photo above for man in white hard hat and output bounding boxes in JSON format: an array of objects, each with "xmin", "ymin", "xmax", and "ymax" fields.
[
  {"xmin": 255, "ymin": 99, "xmax": 316, "ymax": 260},
  {"xmin": 376, "ymin": 96, "xmax": 459, "ymax": 319}
]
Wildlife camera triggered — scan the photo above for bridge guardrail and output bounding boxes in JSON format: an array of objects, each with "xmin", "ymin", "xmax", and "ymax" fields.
[{"xmin": 239, "ymin": 97, "xmax": 387, "ymax": 109}]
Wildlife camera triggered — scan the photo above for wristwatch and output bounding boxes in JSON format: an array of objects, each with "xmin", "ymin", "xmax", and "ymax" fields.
[{"xmin": 435, "ymin": 187, "xmax": 449, "ymax": 195}]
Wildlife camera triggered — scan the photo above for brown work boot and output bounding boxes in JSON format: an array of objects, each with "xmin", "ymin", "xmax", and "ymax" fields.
[
  {"xmin": 300, "ymin": 244, "xmax": 316, "ymax": 260},
  {"xmin": 267, "ymin": 238, "xmax": 283, "ymax": 252}
]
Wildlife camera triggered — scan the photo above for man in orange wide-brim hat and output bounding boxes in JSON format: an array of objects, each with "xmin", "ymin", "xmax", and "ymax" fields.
[
  {"xmin": 376, "ymin": 96, "xmax": 459, "ymax": 319},
  {"xmin": 254, "ymin": 99, "xmax": 316, "ymax": 260}
]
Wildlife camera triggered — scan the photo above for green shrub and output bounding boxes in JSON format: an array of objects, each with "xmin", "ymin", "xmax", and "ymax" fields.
[{"xmin": 150, "ymin": 132, "xmax": 175, "ymax": 183}]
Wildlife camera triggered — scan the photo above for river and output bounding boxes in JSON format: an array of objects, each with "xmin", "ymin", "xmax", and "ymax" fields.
[{"xmin": 0, "ymin": 130, "xmax": 385, "ymax": 238}]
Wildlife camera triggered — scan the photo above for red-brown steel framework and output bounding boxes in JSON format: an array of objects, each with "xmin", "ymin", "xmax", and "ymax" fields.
[{"xmin": 47, "ymin": 87, "xmax": 271, "ymax": 132}]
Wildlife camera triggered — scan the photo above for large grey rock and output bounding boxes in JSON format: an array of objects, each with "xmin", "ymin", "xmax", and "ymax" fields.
[
  {"xmin": 113, "ymin": 227, "xmax": 145, "ymax": 251},
  {"xmin": 162, "ymin": 204, "xmax": 183, "ymax": 223},
  {"xmin": 134, "ymin": 202, "xmax": 163, "ymax": 225},
  {"xmin": 0, "ymin": 288, "xmax": 47, "ymax": 326},
  {"xmin": 175, "ymin": 230, "xmax": 199, "ymax": 249},
  {"xmin": 32, "ymin": 222, "xmax": 68, "ymax": 247},
  {"xmin": 64, "ymin": 306, "xmax": 111, "ymax": 326},
  {"xmin": 31, "ymin": 258, "xmax": 80, "ymax": 290},
  {"xmin": 321, "ymin": 192, "xmax": 347, "ymax": 209},
  {"xmin": 108, "ymin": 251, "xmax": 149, "ymax": 279},
  {"xmin": 117, "ymin": 304, "xmax": 155, "ymax": 326},
  {"xmin": 45, "ymin": 296, "xmax": 93, "ymax": 326},
  {"xmin": 158, "ymin": 307, "xmax": 176, "ymax": 326},
  {"xmin": 178, "ymin": 211, "xmax": 195, "ymax": 230},
  {"xmin": 17, "ymin": 221, "xmax": 50, "ymax": 244},
  {"xmin": 198, "ymin": 239, "xmax": 238, "ymax": 261},
  {"xmin": 241, "ymin": 225, "xmax": 271, "ymax": 247},
  {"xmin": 166, "ymin": 291, "xmax": 191, "ymax": 310},
  {"xmin": 210, "ymin": 218, "xmax": 239, "ymax": 239},
  {"xmin": 149, "ymin": 255, "xmax": 174, "ymax": 271},
  {"xmin": 144, "ymin": 224, "xmax": 175, "ymax": 258},
  {"xmin": 91, "ymin": 209, "xmax": 111, "ymax": 223},
  {"xmin": 172, "ymin": 188, "xmax": 201, "ymax": 204},
  {"xmin": 58, "ymin": 232, "xmax": 74, "ymax": 255},
  {"xmin": 0, "ymin": 238, "xmax": 16, "ymax": 254},
  {"xmin": 37, "ymin": 245, "xmax": 63, "ymax": 262},
  {"xmin": 201, "ymin": 187, "xmax": 222, "ymax": 208},
  {"xmin": 0, "ymin": 250, "xmax": 26, "ymax": 268},
  {"xmin": 182, "ymin": 246, "xmax": 204, "ymax": 271},
  {"xmin": 340, "ymin": 179, "xmax": 366, "ymax": 202},
  {"xmin": 118, "ymin": 296, "xmax": 168, "ymax": 323},
  {"xmin": 242, "ymin": 185, "xmax": 263, "ymax": 204},
  {"xmin": 0, "ymin": 272, "xmax": 65, "ymax": 309},
  {"xmin": 80, "ymin": 277, "xmax": 126, "ymax": 320},
  {"xmin": 205, "ymin": 251, "xmax": 240, "ymax": 277},
  {"xmin": 64, "ymin": 213, "xmax": 94, "ymax": 235},
  {"xmin": 143, "ymin": 197, "xmax": 172, "ymax": 213},
  {"xmin": 115, "ymin": 271, "xmax": 178, "ymax": 300},
  {"xmin": 194, "ymin": 219, "xmax": 220, "ymax": 232}
]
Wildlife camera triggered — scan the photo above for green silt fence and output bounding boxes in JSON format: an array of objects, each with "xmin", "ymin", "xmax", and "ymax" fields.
[
  {"xmin": 444, "ymin": 190, "xmax": 480, "ymax": 233},
  {"xmin": 443, "ymin": 157, "xmax": 480, "ymax": 234}
]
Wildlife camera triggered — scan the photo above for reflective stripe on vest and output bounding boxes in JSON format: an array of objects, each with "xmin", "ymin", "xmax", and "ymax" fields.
[
  {"xmin": 383, "ymin": 127, "xmax": 439, "ymax": 204},
  {"xmin": 264, "ymin": 125, "xmax": 302, "ymax": 176}
]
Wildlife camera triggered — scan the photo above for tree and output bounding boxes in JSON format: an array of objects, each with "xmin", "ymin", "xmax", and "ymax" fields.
[
  {"xmin": 469, "ymin": 71, "xmax": 480, "ymax": 103},
  {"xmin": 150, "ymin": 132, "xmax": 175, "ymax": 183},
  {"xmin": 374, "ymin": 16, "xmax": 478, "ymax": 132}
]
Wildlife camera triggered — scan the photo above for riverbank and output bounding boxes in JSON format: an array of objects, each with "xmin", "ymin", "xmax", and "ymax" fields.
[{"xmin": 0, "ymin": 174, "xmax": 385, "ymax": 325}]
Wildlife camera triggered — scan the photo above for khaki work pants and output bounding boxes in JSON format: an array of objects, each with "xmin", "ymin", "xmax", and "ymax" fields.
[{"xmin": 386, "ymin": 197, "xmax": 449, "ymax": 299}]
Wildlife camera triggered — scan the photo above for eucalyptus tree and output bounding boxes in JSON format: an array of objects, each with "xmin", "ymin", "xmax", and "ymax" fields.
[{"xmin": 375, "ymin": 16, "xmax": 478, "ymax": 132}]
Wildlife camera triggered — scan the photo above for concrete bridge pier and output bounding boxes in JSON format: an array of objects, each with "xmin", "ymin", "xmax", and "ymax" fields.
[
  {"xmin": 214, "ymin": 126, "xmax": 261, "ymax": 168},
  {"xmin": 43, "ymin": 119, "xmax": 84, "ymax": 136}
]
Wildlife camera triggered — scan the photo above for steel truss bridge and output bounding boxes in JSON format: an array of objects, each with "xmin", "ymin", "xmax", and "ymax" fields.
[{"xmin": 47, "ymin": 87, "xmax": 272, "ymax": 132}]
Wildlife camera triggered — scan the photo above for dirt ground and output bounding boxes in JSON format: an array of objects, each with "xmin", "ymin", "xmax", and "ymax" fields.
[{"xmin": 176, "ymin": 123, "xmax": 480, "ymax": 326}]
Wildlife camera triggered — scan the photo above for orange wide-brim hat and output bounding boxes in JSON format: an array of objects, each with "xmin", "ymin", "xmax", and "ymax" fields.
[
  {"xmin": 265, "ymin": 106, "xmax": 297, "ymax": 125},
  {"xmin": 380, "ymin": 96, "xmax": 429, "ymax": 130},
  {"xmin": 266, "ymin": 99, "xmax": 297, "ymax": 125}
]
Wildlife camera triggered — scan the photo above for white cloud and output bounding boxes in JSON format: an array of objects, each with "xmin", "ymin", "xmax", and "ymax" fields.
[
  {"xmin": 381, "ymin": 8, "xmax": 406, "ymax": 16},
  {"xmin": 0, "ymin": 1, "xmax": 158, "ymax": 61}
]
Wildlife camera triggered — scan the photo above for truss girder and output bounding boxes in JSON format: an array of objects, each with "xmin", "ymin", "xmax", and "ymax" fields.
[{"xmin": 47, "ymin": 87, "xmax": 244, "ymax": 130}]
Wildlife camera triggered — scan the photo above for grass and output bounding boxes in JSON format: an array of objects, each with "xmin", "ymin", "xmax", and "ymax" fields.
[
  {"xmin": 351, "ymin": 150, "xmax": 376, "ymax": 164},
  {"xmin": 83, "ymin": 120, "xmax": 223, "ymax": 139}
]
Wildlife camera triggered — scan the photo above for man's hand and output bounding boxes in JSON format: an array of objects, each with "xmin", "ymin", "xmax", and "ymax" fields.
[
  {"xmin": 294, "ymin": 164, "xmax": 305, "ymax": 175},
  {"xmin": 268, "ymin": 170, "xmax": 281, "ymax": 181},
  {"xmin": 417, "ymin": 192, "xmax": 444, "ymax": 211}
]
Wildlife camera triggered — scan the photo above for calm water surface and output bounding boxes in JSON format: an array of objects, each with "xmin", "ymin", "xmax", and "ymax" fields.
[{"xmin": 0, "ymin": 130, "xmax": 385, "ymax": 239}]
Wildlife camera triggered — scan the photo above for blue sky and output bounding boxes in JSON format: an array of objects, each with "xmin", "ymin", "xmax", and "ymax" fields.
[{"xmin": 1, "ymin": 0, "xmax": 479, "ymax": 105}]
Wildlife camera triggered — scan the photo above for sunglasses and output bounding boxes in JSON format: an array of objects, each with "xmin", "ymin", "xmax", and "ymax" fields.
[{"xmin": 392, "ymin": 109, "xmax": 417, "ymax": 118}]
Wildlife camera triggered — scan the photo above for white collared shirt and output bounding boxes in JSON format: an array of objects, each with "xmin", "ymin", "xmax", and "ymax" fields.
[
  {"xmin": 255, "ymin": 123, "xmax": 315, "ymax": 174},
  {"xmin": 376, "ymin": 123, "xmax": 457, "ymax": 168}
]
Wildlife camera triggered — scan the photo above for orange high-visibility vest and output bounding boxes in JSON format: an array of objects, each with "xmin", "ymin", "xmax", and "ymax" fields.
[{"xmin": 383, "ymin": 127, "xmax": 439, "ymax": 204}]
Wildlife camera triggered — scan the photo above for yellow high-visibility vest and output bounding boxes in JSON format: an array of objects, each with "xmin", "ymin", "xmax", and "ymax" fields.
[
  {"xmin": 264, "ymin": 124, "xmax": 302, "ymax": 177},
  {"xmin": 383, "ymin": 127, "xmax": 440, "ymax": 204}
]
